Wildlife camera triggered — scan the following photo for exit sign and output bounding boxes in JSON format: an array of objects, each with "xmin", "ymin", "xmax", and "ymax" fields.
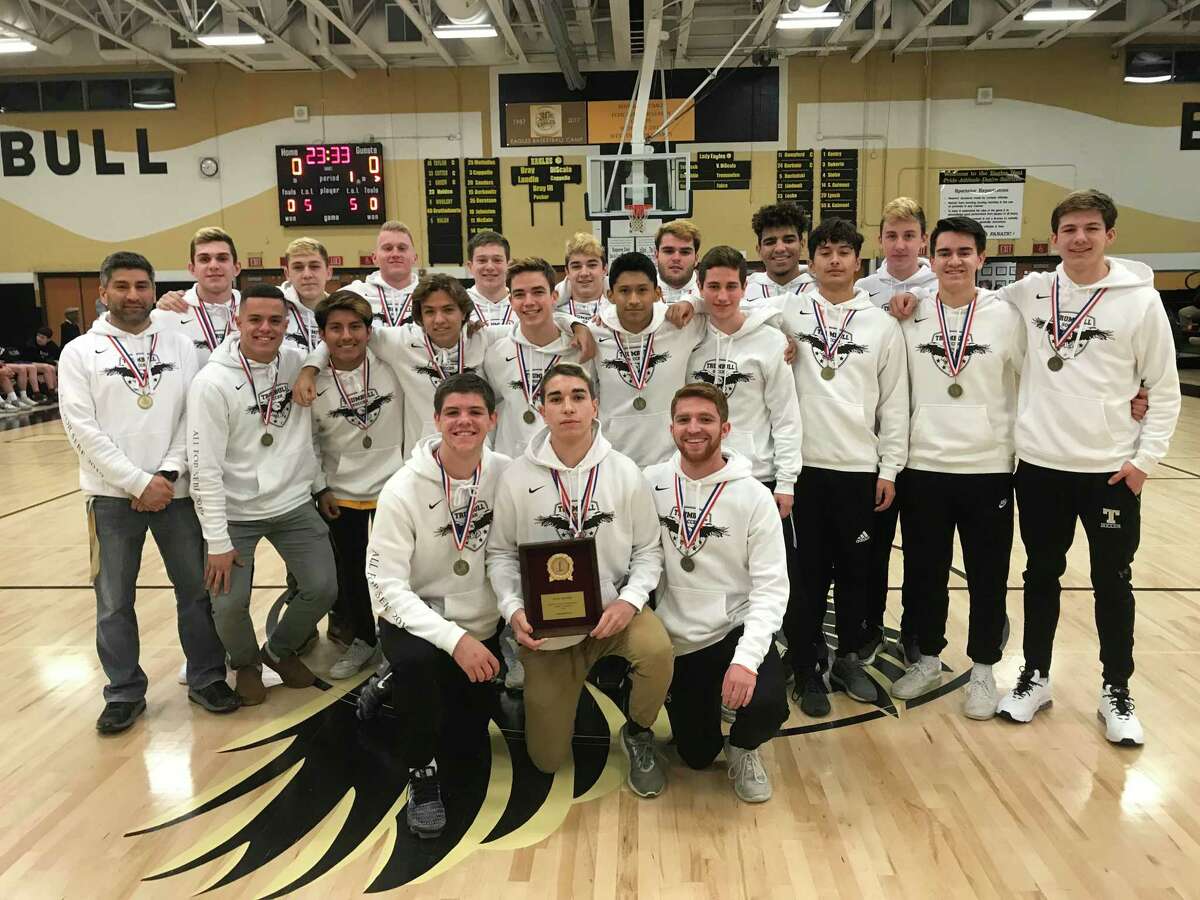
[
  {"xmin": 998, "ymin": 242, "xmax": 1015, "ymax": 255},
  {"xmin": 329, "ymin": 256, "xmax": 344, "ymax": 266},
  {"xmin": 1033, "ymin": 242, "xmax": 1048, "ymax": 254},
  {"xmin": 247, "ymin": 255, "xmax": 263, "ymax": 268},
  {"xmin": 359, "ymin": 254, "xmax": 374, "ymax": 266}
]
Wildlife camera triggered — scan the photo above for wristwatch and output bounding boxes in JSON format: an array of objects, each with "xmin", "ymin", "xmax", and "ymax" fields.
[{"xmin": 156, "ymin": 470, "xmax": 179, "ymax": 483}]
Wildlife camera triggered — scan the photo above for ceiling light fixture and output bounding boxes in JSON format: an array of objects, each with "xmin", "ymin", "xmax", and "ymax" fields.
[
  {"xmin": 776, "ymin": 11, "xmax": 844, "ymax": 29},
  {"xmin": 432, "ymin": 24, "xmax": 497, "ymax": 38},
  {"xmin": 1022, "ymin": 8, "xmax": 1095, "ymax": 21},
  {"xmin": 196, "ymin": 33, "xmax": 267, "ymax": 46},
  {"xmin": 0, "ymin": 37, "xmax": 37, "ymax": 53},
  {"xmin": 1123, "ymin": 74, "xmax": 1172, "ymax": 84}
]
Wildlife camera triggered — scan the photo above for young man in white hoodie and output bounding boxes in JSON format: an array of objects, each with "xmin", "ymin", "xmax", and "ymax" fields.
[
  {"xmin": 555, "ymin": 233, "xmax": 609, "ymax": 320},
  {"xmin": 365, "ymin": 373, "xmax": 511, "ymax": 839},
  {"xmin": 854, "ymin": 198, "xmax": 938, "ymax": 664},
  {"xmin": 745, "ymin": 202, "xmax": 814, "ymax": 301},
  {"xmin": 646, "ymin": 383, "xmax": 789, "ymax": 803},
  {"xmin": 187, "ymin": 284, "xmax": 338, "ymax": 705},
  {"xmin": 590, "ymin": 252, "xmax": 707, "ymax": 466},
  {"xmin": 487, "ymin": 363, "xmax": 672, "ymax": 796},
  {"xmin": 465, "ymin": 231, "xmax": 513, "ymax": 325},
  {"xmin": 654, "ymin": 220, "xmax": 702, "ymax": 303},
  {"xmin": 344, "ymin": 221, "xmax": 421, "ymax": 326},
  {"xmin": 154, "ymin": 226, "xmax": 242, "ymax": 366},
  {"xmin": 776, "ymin": 217, "xmax": 909, "ymax": 716},
  {"xmin": 59, "ymin": 251, "xmax": 239, "ymax": 733},
  {"xmin": 279, "ymin": 237, "xmax": 333, "ymax": 352},
  {"xmin": 308, "ymin": 291, "xmax": 407, "ymax": 680}
]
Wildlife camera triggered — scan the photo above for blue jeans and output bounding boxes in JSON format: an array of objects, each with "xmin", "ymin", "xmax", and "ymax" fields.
[{"xmin": 90, "ymin": 496, "xmax": 227, "ymax": 702}]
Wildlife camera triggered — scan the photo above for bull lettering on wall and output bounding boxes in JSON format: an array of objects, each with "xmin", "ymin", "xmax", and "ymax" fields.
[{"xmin": 0, "ymin": 127, "xmax": 167, "ymax": 176}]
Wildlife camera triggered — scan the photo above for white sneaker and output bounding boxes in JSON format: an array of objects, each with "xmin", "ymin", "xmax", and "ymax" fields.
[
  {"xmin": 176, "ymin": 662, "xmax": 188, "ymax": 685},
  {"xmin": 0, "ymin": 399, "xmax": 16, "ymax": 413},
  {"xmin": 963, "ymin": 667, "xmax": 999, "ymax": 720},
  {"xmin": 996, "ymin": 668, "xmax": 1052, "ymax": 723},
  {"xmin": 1097, "ymin": 684, "xmax": 1144, "ymax": 746},
  {"xmin": 262, "ymin": 667, "xmax": 283, "ymax": 688},
  {"xmin": 16, "ymin": 395, "xmax": 36, "ymax": 408},
  {"xmin": 725, "ymin": 738, "xmax": 772, "ymax": 803},
  {"xmin": 891, "ymin": 655, "xmax": 942, "ymax": 700},
  {"xmin": 330, "ymin": 639, "xmax": 379, "ymax": 680}
]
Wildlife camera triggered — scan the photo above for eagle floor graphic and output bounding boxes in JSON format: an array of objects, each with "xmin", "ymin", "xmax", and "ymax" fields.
[{"xmin": 127, "ymin": 594, "xmax": 1004, "ymax": 896}]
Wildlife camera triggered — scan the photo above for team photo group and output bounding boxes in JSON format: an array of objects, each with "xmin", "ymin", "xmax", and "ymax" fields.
[{"xmin": 58, "ymin": 186, "xmax": 1181, "ymax": 839}]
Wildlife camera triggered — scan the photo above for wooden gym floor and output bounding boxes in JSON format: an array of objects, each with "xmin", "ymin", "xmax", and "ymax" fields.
[{"xmin": 1, "ymin": 400, "xmax": 1199, "ymax": 899}]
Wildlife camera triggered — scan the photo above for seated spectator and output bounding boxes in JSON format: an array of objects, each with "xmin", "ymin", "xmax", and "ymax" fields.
[
  {"xmin": 16, "ymin": 333, "xmax": 58, "ymax": 401},
  {"xmin": 26, "ymin": 327, "xmax": 61, "ymax": 364},
  {"xmin": 0, "ymin": 352, "xmax": 40, "ymax": 409}
]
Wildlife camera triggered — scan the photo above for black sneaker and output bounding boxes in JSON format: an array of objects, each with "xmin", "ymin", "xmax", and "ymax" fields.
[
  {"xmin": 96, "ymin": 699, "xmax": 146, "ymax": 734},
  {"xmin": 856, "ymin": 627, "xmax": 884, "ymax": 664},
  {"xmin": 406, "ymin": 766, "xmax": 446, "ymax": 838},
  {"xmin": 781, "ymin": 648, "xmax": 796, "ymax": 685},
  {"xmin": 792, "ymin": 671, "xmax": 831, "ymax": 717},
  {"xmin": 831, "ymin": 654, "xmax": 877, "ymax": 704},
  {"xmin": 188, "ymin": 680, "xmax": 242, "ymax": 714}
]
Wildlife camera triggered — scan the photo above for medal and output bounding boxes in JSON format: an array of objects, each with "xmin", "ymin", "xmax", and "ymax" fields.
[
  {"xmin": 194, "ymin": 298, "xmax": 235, "ymax": 350},
  {"xmin": 673, "ymin": 475, "xmax": 727, "ymax": 570},
  {"xmin": 523, "ymin": 409, "xmax": 536, "ymax": 425},
  {"xmin": 238, "ymin": 346, "xmax": 280, "ymax": 446},
  {"xmin": 330, "ymin": 356, "xmax": 374, "ymax": 444},
  {"xmin": 261, "ymin": 433, "xmax": 274, "ymax": 447},
  {"xmin": 1048, "ymin": 355, "xmax": 1064, "ymax": 372},
  {"xmin": 935, "ymin": 293, "xmax": 977, "ymax": 391},
  {"xmin": 1046, "ymin": 276, "xmax": 1107, "ymax": 369},
  {"xmin": 107, "ymin": 333, "xmax": 158, "ymax": 408},
  {"xmin": 551, "ymin": 464, "xmax": 602, "ymax": 537},
  {"xmin": 633, "ymin": 396, "xmax": 647, "ymax": 411},
  {"xmin": 436, "ymin": 448, "xmax": 482, "ymax": 566},
  {"xmin": 810, "ymin": 297, "xmax": 857, "ymax": 379},
  {"xmin": 362, "ymin": 435, "xmax": 373, "ymax": 449},
  {"xmin": 610, "ymin": 327, "xmax": 655, "ymax": 406},
  {"xmin": 515, "ymin": 343, "xmax": 561, "ymax": 421}
]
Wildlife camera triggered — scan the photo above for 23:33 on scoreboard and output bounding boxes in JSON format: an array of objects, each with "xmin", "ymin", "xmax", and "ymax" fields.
[{"xmin": 276, "ymin": 143, "xmax": 386, "ymax": 227}]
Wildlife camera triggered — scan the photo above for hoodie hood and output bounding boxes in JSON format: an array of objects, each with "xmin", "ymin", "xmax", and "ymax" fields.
[
  {"xmin": 599, "ymin": 302, "xmax": 666, "ymax": 336},
  {"xmin": 408, "ymin": 433, "xmax": 499, "ymax": 482},
  {"xmin": 669, "ymin": 448, "xmax": 753, "ymax": 485},
  {"xmin": 183, "ymin": 284, "xmax": 240, "ymax": 309},
  {"xmin": 525, "ymin": 422, "xmax": 612, "ymax": 472},
  {"xmin": 207, "ymin": 333, "xmax": 273, "ymax": 370},
  {"xmin": 510, "ymin": 320, "xmax": 575, "ymax": 351},
  {"xmin": 366, "ymin": 270, "xmax": 418, "ymax": 293},
  {"xmin": 1058, "ymin": 256, "xmax": 1154, "ymax": 291},
  {"xmin": 708, "ymin": 305, "xmax": 779, "ymax": 339},
  {"xmin": 812, "ymin": 288, "xmax": 875, "ymax": 312},
  {"xmin": 875, "ymin": 259, "xmax": 935, "ymax": 287},
  {"xmin": 90, "ymin": 312, "xmax": 171, "ymax": 339}
]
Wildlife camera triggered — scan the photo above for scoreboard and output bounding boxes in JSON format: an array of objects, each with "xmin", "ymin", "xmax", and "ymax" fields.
[{"xmin": 275, "ymin": 143, "xmax": 385, "ymax": 227}]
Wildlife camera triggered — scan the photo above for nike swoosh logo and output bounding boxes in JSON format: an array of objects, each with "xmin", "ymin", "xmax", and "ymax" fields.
[
  {"xmin": 528, "ymin": 486, "xmax": 544, "ymax": 494},
  {"xmin": 506, "ymin": 356, "xmax": 517, "ymax": 362},
  {"xmin": 316, "ymin": 389, "xmax": 328, "ymax": 397},
  {"xmin": 95, "ymin": 349, "xmax": 107, "ymax": 354},
  {"xmin": 913, "ymin": 317, "xmax": 928, "ymax": 323},
  {"xmin": 868, "ymin": 291, "xmax": 880, "ymax": 297},
  {"xmin": 654, "ymin": 485, "xmax": 669, "ymax": 491},
  {"xmin": 1035, "ymin": 294, "xmax": 1050, "ymax": 299},
  {"xmin": 234, "ymin": 383, "xmax": 245, "ymax": 390},
  {"xmin": 179, "ymin": 318, "xmax": 193, "ymax": 324},
  {"xmin": 428, "ymin": 500, "xmax": 442, "ymax": 509}
]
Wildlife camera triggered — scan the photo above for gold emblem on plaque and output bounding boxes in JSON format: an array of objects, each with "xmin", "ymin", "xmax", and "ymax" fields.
[{"xmin": 547, "ymin": 553, "xmax": 574, "ymax": 582}]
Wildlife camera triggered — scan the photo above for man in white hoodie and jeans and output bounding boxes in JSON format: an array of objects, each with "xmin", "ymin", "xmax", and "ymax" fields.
[
  {"xmin": 344, "ymin": 221, "xmax": 421, "ymax": 326},
  {"xmin": 487, "ymin": 363, "xmax": 672, "ymax": 796},
  {"xmin": 365, "ymin": 373, "xmax": 511, "ymax": 839},
  {"xmin": 188, "ymin": 284, "xmax": 337, "ymax": 705},
  {"xmin": 59, "ymin": 251, "xmax": 240, "ymax": 734},
  {"xmin": 646, "ymin": 383, "xmax": 789, "ymax": 803}
]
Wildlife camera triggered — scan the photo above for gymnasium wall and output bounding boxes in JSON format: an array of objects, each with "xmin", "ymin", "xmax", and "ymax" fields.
[{"xmin": 0, "ymin": 38, "xmax": 1197, "ymax": 287}]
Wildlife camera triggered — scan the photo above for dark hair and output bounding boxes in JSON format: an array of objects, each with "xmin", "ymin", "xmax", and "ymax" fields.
[
  {"xmin": 99, "ymin": 251, "xmax": 154, "ymax": 286},
  {"xmin": 608, "ymin": 252, "xmax": 658, "ymax": 289},
  {"xmin": 671, "ymin": 383, "xmax": 729, "ymax": 422},
  {"xmin": 1051, "ymin": 189, "xmax": 1118, "ymax": 232},
  {"xmin": 507, "ymin": 256, "xmax": 558, "ymax": 291},
  {"xmin": 751, "ymin": 202, "xmax": 809, "ymax": 243},
  {"xmin": 36, "ymin": 326, "xmax": 53, "ymax": 338},
  {"xmin": 468, "ymin": 230, "xmax": 511, "ymax": 260},
  {"xmin": 240, "ymin": 283, "xmax": 287, "ymax": 313},
  {"xmin": 808, "ymin": 218, "xmax": 864, "ymax": 258},
  {"xmin": 930, "ymin": 216, "xmax": 988, "ymax": 254},
  {"xmin": 411, "ymin": 274, "xmax": 473, "ymax": 325},
  {"xmin": 434, "ymin": 372, "xmax": 496, "ymax": 414},
  {"xmin": 316, "ymin": 290, "xmax": 373, "ymax": 329},
  {"xmin": 538, "ymin": 362, "xmax": 595, "ymax": 401},
  {"xmin": 697, "ymin": 245, "xmax": 748, "ymax": 286}
]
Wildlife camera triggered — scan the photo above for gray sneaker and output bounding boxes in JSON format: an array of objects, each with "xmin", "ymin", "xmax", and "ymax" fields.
[
  {"xmin": 725, "ymin": 739, "xmax": 772, "ymax": 803},
  {"xmin": 830, "ymin": 654, "xmax": 877, "ymax": 703},
  {"xmin": 405, "ymin": 765, "xmax": 446, "ymax": 839},
  {"xmin": 963, "ymin": 667, "xmax": 999, "ymax": 720},
  {"xmin": 891, "ymin": 655, "xmax": 942, "ymax": 700},
  {"xmin": 330, "ymin": 639, "xmax": 379, "ymax": 680},
  {"xmin": 620, "ymin": 724, "xmax": 666, "ymax": 798}
]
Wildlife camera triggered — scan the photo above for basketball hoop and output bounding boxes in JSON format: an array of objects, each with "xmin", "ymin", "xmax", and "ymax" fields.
[{"xmin": 627, "ymin": 203, "xmax": 648, "ymax": 234}]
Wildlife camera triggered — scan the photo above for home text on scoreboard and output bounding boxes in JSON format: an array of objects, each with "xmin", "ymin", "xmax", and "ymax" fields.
[{"xmin": 276, "ymin": 143, "xmax": 385, "ymax": 227}]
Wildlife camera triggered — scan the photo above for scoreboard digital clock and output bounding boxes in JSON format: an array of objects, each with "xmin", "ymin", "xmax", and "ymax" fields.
[{"xmin": 275, "ymin": 143, "xmax": 385, "ymax": 227}]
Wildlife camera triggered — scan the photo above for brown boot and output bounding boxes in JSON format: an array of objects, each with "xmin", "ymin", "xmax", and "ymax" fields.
[
  {"xmin": 261, "ymin": 642, "xmax": 316, "ymax": 688},
  {"xmin": 235, "ymin": 666, "xmax": 267, "ymax": 705}
]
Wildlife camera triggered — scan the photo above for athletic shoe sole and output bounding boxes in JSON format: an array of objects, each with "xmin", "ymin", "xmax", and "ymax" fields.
[
  {"xmin": 408, "ymin": 822, "xmax": 445, "ymax": 839},
  {"xmin": 1097, "ymin": 711, "xmax": 1144, "ymax": 747},
  {"xmin": 830, "ymin": 674, "xmax": 876, "ymax": 704},
  {"xmin": 996, "ymin": 699, "xmax": 1052, "ymax": 723}
]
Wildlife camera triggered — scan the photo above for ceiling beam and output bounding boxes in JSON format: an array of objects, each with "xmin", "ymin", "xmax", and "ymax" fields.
[
  {"xmin": 0, "ymin": 17, "xmax": 60, "ymax": 52},
  {"xmin": 121, "ymin": 0, "xmax": 255, "ymax": 71},
  {"xmin": 219, "ymin": 0, "xmax": 323, "ymax": 69},
  {"xmin": 305, "ymin": 7, "xmax": 356, "ymax": 75},
  {"xmin": 483, "ymin": 0, "xmax": 527, "ymax": 63},
  {"xmin": 752, "ymin": 0, "xmax": 781, "ymax": 47},
  {"xmin": 893, "ymin": 0, "xmax": 954, "ymax": 54},
  {"xmin": 391, "ymin": 0, "xmax": 456, "ymax": 65},
  {"xmin": 821, "ymin": 0, "xmax": 871, "ymax": 54},
  {"xmin": 851, "ymin": 0, "xmax": 888, "ymax": 62},
  {"xmin": 1034, "ymin": 0, "xmax": 1123, "ymax": 47},
  {"xmin": 573, "ymin": 0, "xmax": 598, "ymax": 62},
  {"xmin": 296, "ymin": 0, "xmax": 388, "ymax": 66},
  {"xmin": 542, "ymin": 0, "xmax": 583, "ymax": 89},
  {"xmin": 966, "ymin": 0, "xmax": 1041, "ymax": 50},
  {"xmin": 23, "ymin": 0, "xmax": 187, "ymax": 72},
  {"xmin": 611, "ymin": 0, "xmax": 631, "ymax": 66},
  {"xmin": 17, "ymin": 0, "xmax": 45, "ymax": 32},
  {"xmin": 1113, "ymin": 0, "xmax": 1200, "ymax": 47}
]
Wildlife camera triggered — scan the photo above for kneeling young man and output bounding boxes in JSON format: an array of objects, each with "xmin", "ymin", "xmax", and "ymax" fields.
[
  {"xmin": 366, "ymin": 373, "xmax": 510, "ymax": 838},
  {"xmin": 487, "ymin": 363, "xmax": 672, "ymax": 796},
  {"xmin": 646, "ymin": 384, "xmax": 789, "ymax": 802}
]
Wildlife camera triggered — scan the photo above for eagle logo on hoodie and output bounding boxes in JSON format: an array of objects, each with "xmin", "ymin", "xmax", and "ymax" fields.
[
  {"xmin": 657, "ymin": 504, "xmax": 729, "ymax": 557},
  {"xmin": 434, "ymin": 502, "xmax": 493, "ymax": 551},
  {"xmin": 690, "ymin": 359, "xmax": 754, "ymax": 398},
  {"xmin": 1032, "ymin": 313, "xmax": 1112, "ymax": 359},
  {"xmin": 603, "ymin": 343, "xmax": 671, "ymax": 390},
  {"xmin": 916, "ymin": 332, "xmax": 992, "ymax": 376},
  {"xmin": 536, "ymin": 500, "xmax": 614, "ymax": 540},
  {"xmin": 104, "ymin": 352, "xmax": 175, "ymax": 395},
  {"xmin": 246, "ymin": 383, "xmax": 293, "ymax": 426},
  {"xmin": 794, "ymin": 327, "xmax": 869, "ymax": 373},
  {"xmin": 325, "ymin": 389, "xmax": 395, "ymax": 428}
]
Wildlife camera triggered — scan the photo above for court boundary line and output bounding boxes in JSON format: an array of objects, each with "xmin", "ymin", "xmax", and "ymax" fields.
[{"xmin": 0, "ymin": 489, "xmax": 81, "ymax": 520}]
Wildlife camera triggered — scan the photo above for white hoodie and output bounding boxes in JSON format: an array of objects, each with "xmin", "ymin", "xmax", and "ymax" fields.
[
  {"xmin": 487, "ymin": 424, "xmax": 664, "ymax": 651},
  {"xmin": 279, "ymin": 283, "xmax": 322, "ymax": 352},
  {"xmin": 59, "ymin": 314, "xmax": 197, "ymax": 500},
  {"xmin": 310, "ymin": 347, "xmax": 406, "ymax": 503},
  {"xmin": 659, "ymin": 271, "xmax": 699, "ymax": 304},
  {"xmin": 590, "ymin": 303, "xmax": 707, "ymax": 467},
  {"xmin": 685, "ymin": 308, "xmax": 803, "ymax": 492},
  {"xmin": 746, "ymin": 269, "xmax": 813, "ymax": 302},
  {"xmin": 467, "ymin": 285, "xmax": 514, "ymax": 326},
  {"xmin": 344, "ymin": 270, "xmax": 419, "ymax": 326},
  {"xmin": 855, "ymin": 259, "xmax": 937, "ymax": 310},
  {"xmin": 367, "ymin": 436, "xmax": 512, "ymax": 655},
  {"xmin": 998, "ymin": 258, "xmax": 1180, "ymax": 474},
  {"xmin": 778, "ymin": 288, "xmax": 909, "ymax": 480},
  {"xmin": 901, "ymin": 290, "xmax": 1024, "ymax": 474},
  {"xmin": 645, "ymin": 450, "xmax": 787, "ymax": 672},
  {"xmin": 555, "ymin": 277, "xmax": 609, "ymax": 320},
  {"xmin": 152, "ymin": 285, "xmax": 241, "ymax": 366},
  {"xmin": 187, "ymin": 336, "xmax": 323, "ymax": 554}
]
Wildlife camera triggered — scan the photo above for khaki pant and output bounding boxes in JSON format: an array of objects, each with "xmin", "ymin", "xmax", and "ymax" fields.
[{"xmin": 519, "ymin": 607, "xmax": 674, "ymax": 774}]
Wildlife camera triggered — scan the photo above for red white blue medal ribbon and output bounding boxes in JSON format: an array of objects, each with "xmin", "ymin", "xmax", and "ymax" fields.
[
  {"xmin": 811, "ymin": 300, "xmax": 857, "ymax": 365},
  {"xmin": 550, "ymin": 465, "xmax": 600, "ymax": 537},
  {"xmin": 515, "ymin": 345, "xmax": 561, "ymax": 408},
  {"xmin": 237, "ymin": 347, "xmax": 279, "ymax": 428},
  {"xmin": 423, "ymin": 332, "xmax": 465, "ymax": 380},
  {"xmin": 935, "ymin": 294, "xmax": 977, "ymax": 378},
  {"xmin": 1049, "ymin": 276, "xmax": 1106, "ymax": 352},
  {"xmin": 610, "ymin": 329, "xmax": 655, "ymax": 391},
  {"xmin": 435, "ymin": 448, "xmax": 481, "ymax": 554},
  {"xmin": 107, "ymin": 334, "xmax": 156, "ymax": 392},
  {"xmin": 288, "ymin": 302, "xmax": 314, "ymax": 350},
  {"xmin": 330, "ymin": 356, "xmax": 371, "ymax": 431},
  {"xmin": 375, "ymin": 285, "xmax": 413, "ymax": 327},
  {"xmin": 194, "ymin": 300, "xmax": 233, "ymax": 350},
  {"xmin": 674, "ymin": 476, "xmax": 727, "ymax": 553}
]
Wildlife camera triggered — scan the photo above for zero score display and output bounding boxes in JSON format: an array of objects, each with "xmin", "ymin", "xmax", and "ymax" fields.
[{"xmin": 276, "ymin": 143, "xmax": 385, "ymax": 226}]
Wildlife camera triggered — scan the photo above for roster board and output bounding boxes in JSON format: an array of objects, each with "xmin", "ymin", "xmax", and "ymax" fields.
[
  {"xmin": 819, "ymin": 149, "xmax": 858, "ymax": 223},
  {"xmin": 776, "ymin": 149, "xmax": 814, "ymax": 215},
  {"xmin": 464, "ymin": 157, "xmax": 502, "ymax": 237},
  {"xmin": 423, "ymin": 158, "xmax": 463, "ymax": 265},
  {"xmin": 684, "ymin": 151, "xmax": 751, "ymax": 191}
]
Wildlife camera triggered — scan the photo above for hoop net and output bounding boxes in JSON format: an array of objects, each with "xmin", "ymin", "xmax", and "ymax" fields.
[{"xmin": 627, "ymin": 203, "xmax": 648, "ymax": 234}]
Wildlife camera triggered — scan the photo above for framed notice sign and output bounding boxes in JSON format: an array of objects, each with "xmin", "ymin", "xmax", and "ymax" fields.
[{"xmin": 939, "ymin": 168, "xmax": 1026, "ymax": 240}]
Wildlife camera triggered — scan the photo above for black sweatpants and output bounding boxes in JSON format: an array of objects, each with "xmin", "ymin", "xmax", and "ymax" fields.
[
  {"xmin": 327, "ymin": 506, "xmax": 377, "ymax": 646},
  {"xmin": 899, "ymin": 469, "xmax": 1012, "ymax": 664},
  {"xmin": 378, "ymin": 618, "xmax": 503, "ymax": 770},
  {"xmin": 782, "ymin": 466, "xmax": 877, "ymax": 674},
  {"xmin": 666, "ymin": 628, "xmax": 789, "ymax": 769},
  {"xmin": 861, "ymin": 490, "xmax": 915, "ymax": 644},
  {"xmin": 1015, "ymin": 461, "xmax": 1141, "ymax": 687},
  {"xmin": 762, "ymin": 479, "xmax": 802, "ymax": 640}
]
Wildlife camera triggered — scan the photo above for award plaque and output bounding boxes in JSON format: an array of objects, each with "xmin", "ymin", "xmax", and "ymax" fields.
[{"xmin": 519, "ymin": 537, "xmax": 603, "ymax": 639}]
